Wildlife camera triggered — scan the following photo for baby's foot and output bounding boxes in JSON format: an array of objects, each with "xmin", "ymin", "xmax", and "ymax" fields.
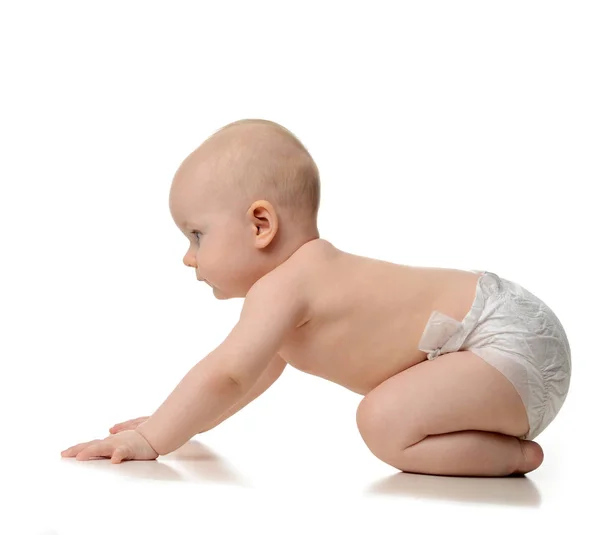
[{"xmin": 513, "ymin": 439, "xmax": 544, "ymax": 474}]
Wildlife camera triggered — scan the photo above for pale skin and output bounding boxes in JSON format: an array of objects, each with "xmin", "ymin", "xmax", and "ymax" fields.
[{"xmin": 62, "ymin": 123, "xmax": 544, "ymax": 476}]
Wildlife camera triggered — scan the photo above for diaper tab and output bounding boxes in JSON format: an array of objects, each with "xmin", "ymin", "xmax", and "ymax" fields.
[
  {"xmin": 428, "ymin": 347, "xmax": 442, "ymax": 360},
  {"xmin": 418, "ymin": 310, "xmax": 465, "ymax": 360}
]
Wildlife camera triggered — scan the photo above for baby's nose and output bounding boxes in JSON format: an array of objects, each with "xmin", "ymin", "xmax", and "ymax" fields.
[{"xmin": 183, "ymin": 256, "xmax": 196, "ymax": 268}]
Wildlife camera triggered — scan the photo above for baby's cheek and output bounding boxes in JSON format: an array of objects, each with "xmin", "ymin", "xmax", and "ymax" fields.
[{"xmin": 205, "ymin": 249, "xmax": 230, "ymax": 275}]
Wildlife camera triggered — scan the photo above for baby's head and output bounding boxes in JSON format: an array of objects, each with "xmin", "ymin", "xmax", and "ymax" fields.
[{"xmin": 169, "ymin": 118, "xmax": 321, "ymax": 299}]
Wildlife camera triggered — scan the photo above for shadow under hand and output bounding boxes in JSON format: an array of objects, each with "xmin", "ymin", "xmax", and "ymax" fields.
[
  {"xmin": 160, "ymin": 440, "xmax": 250, "ymax": 487},
  {"xmin": 63, "ymin": 455, "xmax": 184, "ymax": 481},
  {"xmin": 365, "ymin": 471, "xmax": 542, "ymax": 507},
  {"xmin": 61, "ymin": 440, "xmax": 247, "ymax": 486}
]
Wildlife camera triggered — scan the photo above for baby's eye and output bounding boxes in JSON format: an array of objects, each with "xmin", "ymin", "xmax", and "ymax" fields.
[{"xmin": 191, "ymin": 231, "xmax": 202, "ymax": 242}]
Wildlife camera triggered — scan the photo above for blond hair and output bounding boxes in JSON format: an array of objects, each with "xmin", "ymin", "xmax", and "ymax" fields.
[{"xmin": 203, "ymin": 118, "xmax": 321, "ymax": 224}]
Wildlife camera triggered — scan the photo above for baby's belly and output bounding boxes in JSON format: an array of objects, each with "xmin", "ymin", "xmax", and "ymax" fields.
[{"xmin": 280, "ymin": 325, "xmax": 435, "ymax": 395}]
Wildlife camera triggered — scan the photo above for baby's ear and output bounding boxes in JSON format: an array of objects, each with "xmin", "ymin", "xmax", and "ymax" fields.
[{"xmin": 248, "ymin": 200, "xmax": 278, "ymax": 248}]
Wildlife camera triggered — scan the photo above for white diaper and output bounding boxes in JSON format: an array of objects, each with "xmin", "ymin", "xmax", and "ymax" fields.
[{"xmin": 417, "ymin": 270, "xmax": 571, "ymax": 440}]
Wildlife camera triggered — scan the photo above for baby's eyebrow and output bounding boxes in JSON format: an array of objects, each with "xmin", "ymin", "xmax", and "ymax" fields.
[
  {"xmin": 174, "ymin": 223, "xmax": 192, "ymax": 236},
  {"xmin": 182, "ymin": 219, "xmax": 202, "ymax": 228},
  {"xmin": 179, "ymin": 222, "xmax": 202, "ymax": 236}
]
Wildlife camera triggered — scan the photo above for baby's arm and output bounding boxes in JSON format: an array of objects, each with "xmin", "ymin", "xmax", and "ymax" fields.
[
  {"xmin": 197, "ymin": 353, "xmax": 287, "ymax": 433},
  {"xmin": 136, "ymin": 273, "xmax": 304, "ymax": 455},
  {"xmin": 109, "ymin": 354, "xmax": 286, "ymax": 435}
]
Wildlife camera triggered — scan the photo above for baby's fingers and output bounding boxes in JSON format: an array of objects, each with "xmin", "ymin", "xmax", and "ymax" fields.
[
  {"xmin": 61, "ymin": 439, "xmax": 101, "ymax": 458},
  {"xmin": 110, "ymin": 446, "xmax": 132, "ymax": 464},
  {"xmin": 75, "ymin": 440, "xmax": 115, "ymax": 461}
]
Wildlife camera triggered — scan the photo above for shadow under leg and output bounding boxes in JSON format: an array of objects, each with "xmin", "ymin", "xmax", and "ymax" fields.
[{"xmin": 392, "ymin": 430, "xmax": 543, "ymax": 477}]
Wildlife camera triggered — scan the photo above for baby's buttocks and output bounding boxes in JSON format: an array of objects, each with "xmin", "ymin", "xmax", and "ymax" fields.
[{"xmin": 418, "ymin": 271, "xmax": 571, "ymax": 440}]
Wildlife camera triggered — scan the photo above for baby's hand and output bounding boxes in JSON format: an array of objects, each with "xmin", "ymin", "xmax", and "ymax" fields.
[
  {"xmin": 61, "ymin": 429, "xmax": 158, "ymax": 463},
  {"xmin": 109, "ymin": 416, "xmax": 149, "ymax": 434}
]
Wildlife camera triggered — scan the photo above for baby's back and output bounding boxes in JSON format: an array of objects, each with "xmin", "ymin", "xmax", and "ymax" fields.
[{"xmin": 279, "ymin": 239, "xmax": 481, "ymax": 394}]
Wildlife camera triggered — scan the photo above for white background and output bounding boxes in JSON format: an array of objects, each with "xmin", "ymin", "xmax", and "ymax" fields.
[{"xmin": 1, "ymin": 1, "xmax": 598, "ymax": 533}]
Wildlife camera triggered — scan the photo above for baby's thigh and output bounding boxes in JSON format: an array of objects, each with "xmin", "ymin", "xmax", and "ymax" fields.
[{"xmin": 356, "ymin": 350, "xmax": 529, "ymax": 451}]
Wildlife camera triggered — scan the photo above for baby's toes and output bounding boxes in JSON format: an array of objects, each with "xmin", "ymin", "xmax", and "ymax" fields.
[{"xmin": 515, "ymin": 440, "xmax": 544, "ymax": 474}]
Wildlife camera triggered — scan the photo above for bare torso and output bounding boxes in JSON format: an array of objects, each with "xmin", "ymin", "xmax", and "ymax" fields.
[{"xmin": 278, "ymin": 239, "xmax": 482, "ymax": 395}]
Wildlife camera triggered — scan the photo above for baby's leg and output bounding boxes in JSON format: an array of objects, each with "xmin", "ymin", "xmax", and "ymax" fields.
[{"xmin": 356, "ymin": 350, "xmax": 544, "ymax": 477}]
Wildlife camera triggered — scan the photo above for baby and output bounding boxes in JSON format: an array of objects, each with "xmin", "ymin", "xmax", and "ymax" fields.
[{"xmin": 61, "ymin": 118, "xmax": 571, "ymax": 477}]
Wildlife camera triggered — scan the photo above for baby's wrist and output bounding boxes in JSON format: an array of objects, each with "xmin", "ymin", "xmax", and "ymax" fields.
[{"xmin": 134, "ymin": 427, "xmax": 160, "ymax": 457}]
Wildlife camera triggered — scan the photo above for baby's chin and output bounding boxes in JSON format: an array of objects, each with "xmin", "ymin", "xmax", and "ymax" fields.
[{"xmin": 211, "ymin": 286, "xmax": 229, "ymax": 300}]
